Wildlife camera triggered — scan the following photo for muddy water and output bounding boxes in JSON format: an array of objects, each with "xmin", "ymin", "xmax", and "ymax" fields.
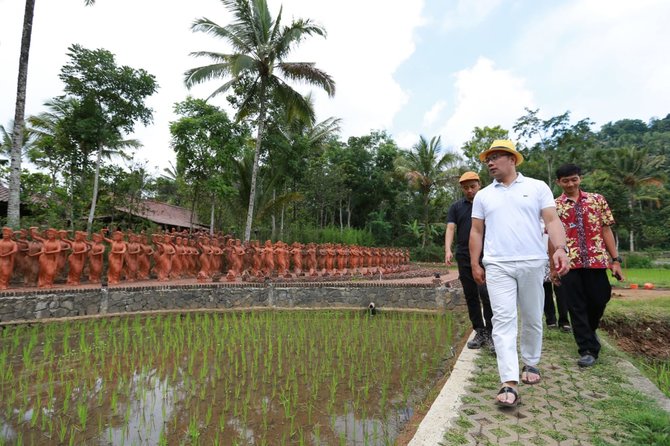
[{"xmin": 0, "ymin": 310, "xmax": 456, "ymax": 445}]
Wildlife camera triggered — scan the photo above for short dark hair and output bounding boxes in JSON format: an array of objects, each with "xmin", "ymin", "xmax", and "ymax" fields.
[{"xmin": 555, "ymin": 163, "xmax": 582, "ymax": 179}]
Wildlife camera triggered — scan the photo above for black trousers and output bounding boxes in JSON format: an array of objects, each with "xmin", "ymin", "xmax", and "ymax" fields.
[
  {"xmin": 457, "ymin": 261, "xmax": 493, "ymax": 331},
  {"xmin": 556, "ymin": 268, "xmax": 611, "ymax": 358},
  {"xmin": 543, "ymin": 281, "xmax": 570, "ymax": 326}
]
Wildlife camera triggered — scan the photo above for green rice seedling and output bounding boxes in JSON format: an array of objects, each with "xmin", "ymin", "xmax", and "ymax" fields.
[
  {"xmin": 77, "ymin": 400, "xmax": 88, "ymax": 430},
  {"xmin": 58, "ymin": 418, "xmax": 67, "ymax": 443}
]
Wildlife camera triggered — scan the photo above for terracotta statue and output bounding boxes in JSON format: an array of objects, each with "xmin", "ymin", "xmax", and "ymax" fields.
[
  {"xmin": 0, "ymin": 227, "xmax": 18, "ymax": 290},
  {"xmin": 56, "ymin": 230, "xmax": 73, "ymax": 280},
  {"xmin": 305, "ymin": 243, "xmax": 318, "ymax": 276},
  {"xmin": 13, "ymin": 229, "xmax": 33, "ymax": 285},
  {"xmin": 261, "ymin": 240, "xmax": 275, "ymax": 277},
  {"xmin": 247, "ymin": 240, "xmax": 262, "ymax": 277},
  {"xmin": 123, "ymin": 233, "xmax": 141, "ymax": 282},
  {"xmin": 317, "ymin": 243, "xmax": 327, "ymax": 273},
  {"xmin": 290, "ymin": 242, "xmax": 303, "ymax": 275},
  {"xmin": 87, "ymin": 232, "xmax": 106, "ymax": 283},
  {"xmin": 153, "ymin": 234, "xmax": 175, "ymax": 282},
  {"xmin": 335, "ymin": 243, "xmax": 348, "ymax": 275},
  {"xmin": 211, "ymin": 238, "xmax": 223, "ymax": 276},
  {"xmin": 103, "ymin": 230, "xmax": 127, "ymax": 285},
  {"xmin": 137, "ymin": 234, "xmax": 154, "ymax": 280},
  {"xmin": 325, "ymin": 243, "xmax": 336, "ymax": 275},
  {"xmin": 196, "ymin": 237, "xmax": 212, "ymax": 280},
  {"xmin": 65, "ymin": 231, "xmax": 90, "ymax": 285},
  {"xmin": 30, "ymin": 228, "xmax": 61, "ymax": 288},
  {"xmin": 170, "ymin": 236, "xmax": 184, "ymax": 279},
  {"xmin": 274, "ymin": 241, "xmax": 289, "ymax": 276}
]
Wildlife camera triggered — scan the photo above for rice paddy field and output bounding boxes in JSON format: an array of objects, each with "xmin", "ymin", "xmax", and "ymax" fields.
[{"xmin": 0, "ymin": 310, "xmax": 456, "ymax": 445}]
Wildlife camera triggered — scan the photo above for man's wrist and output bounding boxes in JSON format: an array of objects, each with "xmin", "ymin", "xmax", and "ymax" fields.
[
  {"xmin": 555, "ymin": 244, "xmax": 569, "ymax": 254},
  {"xmin": 611, "ymin": 255, "xmax": 622, "ymax": 263}
]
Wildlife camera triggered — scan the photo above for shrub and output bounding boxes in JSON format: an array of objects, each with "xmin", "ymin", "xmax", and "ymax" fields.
[{"xmin": 623, "ymin": 253, "xmax": 653, "ymax": 269}]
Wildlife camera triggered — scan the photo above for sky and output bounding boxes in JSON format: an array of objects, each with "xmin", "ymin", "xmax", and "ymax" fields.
[{"xmin": 1, "ymin": 0, "xmax": 669, "ymax": 176}]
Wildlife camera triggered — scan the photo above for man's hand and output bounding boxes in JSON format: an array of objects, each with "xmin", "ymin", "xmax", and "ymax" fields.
[
  {"xmin": 611, "ymin": 262, "xmax": 625, "ymax": 281},
  {"xmin": 472, "ymin": 263, "xmax": 486, "ymax": 285},
  {"xmin": 445, "ymin": 249, "xmax": 453, "ymax": 266},
  {"xmin": 552, "ymin": 250, "xmax": 570, "ymax": 276}
]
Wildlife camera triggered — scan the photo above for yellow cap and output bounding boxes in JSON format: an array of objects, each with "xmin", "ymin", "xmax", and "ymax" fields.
[{"xmin": 459, "ymin": 171, "xmax": 480, "ymax": 183}]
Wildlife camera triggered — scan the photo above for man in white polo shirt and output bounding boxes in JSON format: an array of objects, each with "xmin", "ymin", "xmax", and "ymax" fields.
[{"xmin": 469, "ymin": 140, "xmax": 570, "ymax": 407}]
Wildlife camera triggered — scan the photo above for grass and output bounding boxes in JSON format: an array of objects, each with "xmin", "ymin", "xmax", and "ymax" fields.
[{"xmin": 610, "ymin": 268, "xmax": 670, "ymax": 288}]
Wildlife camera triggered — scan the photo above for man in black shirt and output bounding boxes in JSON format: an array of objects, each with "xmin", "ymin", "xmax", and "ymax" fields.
[{"xmin": 445, "ymin": 171, "xmax": 493, "ymax": 350}]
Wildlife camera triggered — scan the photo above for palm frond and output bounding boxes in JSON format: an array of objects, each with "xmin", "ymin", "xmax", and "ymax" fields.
[
  {"xmin": 277, "ymin": 62, "xmax": 335, "ymax": 96},
  {"xmin": 184, "ymin": 63, "xmax": 234, "ymax": 88},
  {"xmin": 270, "ymin": 78, "xmax": 315, "ymax": 124},
  {"xmin": 191, "ymin": 18, "xmax": 252, "ymax": 53}
]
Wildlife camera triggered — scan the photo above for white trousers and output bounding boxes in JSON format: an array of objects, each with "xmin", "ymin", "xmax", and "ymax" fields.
[{"xmin": 484, "ymin": 259, "xmax": 546, "ymax": 384}]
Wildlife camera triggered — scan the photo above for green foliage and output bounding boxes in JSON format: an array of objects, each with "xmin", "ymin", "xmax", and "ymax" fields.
[
  {"xmin": 623, "ymin": 253, "xmax": 653, "ymax": 269},
  {"xmin": 410, "ymin": 244, "xmax": 445, "ymax": 262},
  {"xmin": 288, "ymin": 226, "xmax": 375, "ymax": 246}
]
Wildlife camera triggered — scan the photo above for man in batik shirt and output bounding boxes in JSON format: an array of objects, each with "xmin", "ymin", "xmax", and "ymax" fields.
[{"xmin": 554, "ymin": 164, "xmax": 624, "ymax": 368}]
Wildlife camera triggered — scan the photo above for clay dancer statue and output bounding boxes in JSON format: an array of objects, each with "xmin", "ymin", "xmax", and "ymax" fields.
[
  {"xmin": 306, "ymin": 243, "xmax": 318, "ymax": 276},
  {"xmin": 335, "ymin": 243, "xmax": 348, "ymax": 275},
  {"xmin": 56, "ymin": 230, "xmax": 72, "ymax": 279},
  {"xmin": 137, "ymin": 233, "xmax": 154, "ymax": 280},
  {"xmin": 0, "ymin": 227, "xmax": 18, "ymax": 290},
  {"xmin": 247, "ymin": 240, "xmax": 262, "ymax": 277},
  {"xmin": 87, "ymin": 232, "xmax": 106, "ymax": 283},
  {"xmin": 261, "ymin": 240, "xmax": 275, "ymax": 277},
  {"xmin": 13, "ymin": 229, "xmax": 34, "ymax": 286},
  {"xmin": 290, "ymin": 242, "xmax": 303, "ymax": 275},
  {"xmin": 153, "ymin": 234, "xmax": 175, "ymax": 282},
  {"xmin": 324, "ymin": 243, "xmax": 336, "ymax": 275},
  {"xmin": 30, "ymin": 227, "xmax": 61, "ymax": 288},
  {"xmin": 211, "ymin": 238, "xmax": 223, "ymax": 276},
  {"xmin": 65, "ymin": 231, "xmax": 90, "ymax": 285},
  {"xmin": 170, "ymin": 236, "xmax": 184, "ymax": 280},
  {"xmin": 103, "ymin": 230, "xmax": 127, "ymax": 285},
  {"xmin": 196, "ymin": 237, "xmax": 212, "ymax": 280},
  {"xmin": 275, "ymin": 241, "xmax": 289, "ymax": 276},
  {"xmin": 123, "ymin": 232, "xmax": 141, "ymax": 282},
  {"xmin": 227, "ymin": 239, "xmax": 245, "ymax": 280}
]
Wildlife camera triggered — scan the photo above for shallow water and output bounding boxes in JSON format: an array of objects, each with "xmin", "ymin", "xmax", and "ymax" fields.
[{"xmin": 0, "ymin": 310, "xmax": 454, "ymax": 445}]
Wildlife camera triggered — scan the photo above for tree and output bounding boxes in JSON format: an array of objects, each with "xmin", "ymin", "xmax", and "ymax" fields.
[
  {"xmin": 513, "ymin": 108, "xmax": 594, "ymax": 186},
  {"xmin": 8, "ymin": 0, "xmax": 95, "ymax": 228},
  {"xmin": 184, "ymin": 0, "xmax": 335, "ymax": 241},
  {"xmin": 59, "ymin": 44, "xmax": 157, "ymax": 232},
  {"xmin": 460, "ymin": 125, "xmax": 509, "ymax": 177},
  {"xmin": 394, "ymin": 135, "xmax": 457, "ymax": 247},
  {"xmin": 593, "ymin": 146, "xmax": 666, "ymax": 252},
  {"xmin": 170, "ymin": 97, "xmax": 248, "ymax": 233}
]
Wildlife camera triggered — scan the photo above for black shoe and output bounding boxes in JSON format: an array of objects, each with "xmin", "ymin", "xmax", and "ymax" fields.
[
  {"xmin": 561, "ymin": 325, "xmax": 572, "ymax": 333},
  {"xmin": 467, "ymin": 329, "xmax": 487, "ymax": 349},
  {"xmin": 578, "ymin": 353, "xmax": 596, "ymax": 367},
  {"xmin": 547, "ymin": 322, "xmax": 558, "ymax": 329}
]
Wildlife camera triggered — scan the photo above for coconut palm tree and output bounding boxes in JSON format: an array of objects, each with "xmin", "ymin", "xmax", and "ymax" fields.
[
  {"xmin": 8, "ymin": 0, "xmax": 95, "ymax": 228},
  {"xmin": 595, "ymin": 146, "xmax": 666, "ymax": 251},
  {"xmin": 184, "ymin": 0, "xmax": 335, "ymax": 241},
  {"xmin": 395, "ymin": 135, "xmax": 458, "ymax": 247}
]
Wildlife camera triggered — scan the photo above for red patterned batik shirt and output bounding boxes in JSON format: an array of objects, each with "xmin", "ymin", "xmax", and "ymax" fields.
[{"xmin": 555, "ymin": 190, "xmax": 615, "ymax": 269}]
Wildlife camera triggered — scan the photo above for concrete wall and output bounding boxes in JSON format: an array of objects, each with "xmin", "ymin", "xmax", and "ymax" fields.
[{"xmin": 0, "ymin": 282, "xmax": 460, "ymax": 323}]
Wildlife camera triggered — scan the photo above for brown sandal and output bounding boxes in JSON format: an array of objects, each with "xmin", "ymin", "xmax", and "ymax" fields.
[
  {"xmin": 495, "ymin": 386, "xmax": 520, "ymax": 407},
  {"xmin": 521, "ymin": 365, "xmax": 541, "ymax": 385}
]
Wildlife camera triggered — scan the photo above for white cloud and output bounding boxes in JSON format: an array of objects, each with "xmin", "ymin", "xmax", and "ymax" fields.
[
  {"xmin": 439, "ymin": 57, "xmax": 534, "ymax": 150},
  {"xmin": 513, "ymin": 0, "xmax": 670, "ymax": 125},
  {"xmin": 0, "ymin": 0, "xmax": 425, "ymax": 171},
  {"xmin": 422, "ymin": 100, "xmax": 447, "ymax": 128},
  {"xmin": 442, "ymin": 0, "xmax": 503, "ymax": 31},
  {"xmin": 393, "ymin": 131, "xmax": 420, "ymax": 151}
]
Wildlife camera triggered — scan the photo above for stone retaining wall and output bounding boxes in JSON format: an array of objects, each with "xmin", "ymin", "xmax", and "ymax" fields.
[{"xmin": 0, "ymin": 282, "xmax": 460, "ymax": 323}]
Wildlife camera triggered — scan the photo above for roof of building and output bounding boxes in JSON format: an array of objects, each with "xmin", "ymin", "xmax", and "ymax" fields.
[
  {"xmin": 115, "ymin": 200, "xmax": 207, "ymax": 230},
  {"xmin": 0, "ymin": 185, "xmax": 8, "ymax": 202}
]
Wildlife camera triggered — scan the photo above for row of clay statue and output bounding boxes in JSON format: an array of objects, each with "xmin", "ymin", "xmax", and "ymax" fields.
[{"xmin": 0, "ymin": 227, "xmax": 411, "ymax": 290}]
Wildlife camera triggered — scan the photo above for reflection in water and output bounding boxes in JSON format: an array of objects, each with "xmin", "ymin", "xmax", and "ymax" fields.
[
  {"xmin": 331, "ymin": 402, "xmax": 413, "ymax": 445},
  {"xmin": 102, "ymin": 369, "xmax": 176, "ymax": 445}
]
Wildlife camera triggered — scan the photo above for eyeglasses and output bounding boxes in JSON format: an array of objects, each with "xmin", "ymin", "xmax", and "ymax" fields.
[{"xmin": 483, "ymin": 153, "xmax": 509, "ymax": 164}]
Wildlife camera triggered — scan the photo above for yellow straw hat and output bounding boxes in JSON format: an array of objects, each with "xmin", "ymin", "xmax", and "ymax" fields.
[{"xmin": 479, "ymin": 139, "xmax": 524, "ymax": 166}]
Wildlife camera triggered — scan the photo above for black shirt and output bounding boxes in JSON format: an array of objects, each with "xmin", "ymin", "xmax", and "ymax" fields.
[{"xmin": 447, "ymin": 198, "xmax": 474, "ymax": 263}]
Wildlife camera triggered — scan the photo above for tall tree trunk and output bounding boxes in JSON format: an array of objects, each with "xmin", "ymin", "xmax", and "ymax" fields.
[
  {"xmin": 8, "ymin": 0, "xmax": 36, "ymax": 229},
  {"xmin": 628, "ymin": 197, "xmax": 635, "ymax": 252},
  {"xmin": 210, "ymin": 199, "xmax": 215, "ymax": 236},
  {"xmin": 346, "ymin": 195, "xmax": 351, "ymax": 228},
  {"xmin": 280, "ymin": 202, "xmax": 284, "ymax": 240},
  {"xmin": 271, "ymin": 189, "xmax": 276, "ymax": 240},
  {"xmin": 244, "ymin": 85, "xmax": 267, "ymax": 242},
  {"xmin": 86, "ymin": 147, "xmax": 103, "ymax": 233},
  {"xmin": 339, "ymin": 200, "xmax": 343, "ymax": 232}
]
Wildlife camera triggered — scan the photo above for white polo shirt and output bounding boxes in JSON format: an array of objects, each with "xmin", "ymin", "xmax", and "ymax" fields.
[{"xmin": 471, "ymin": 173, "xmax": 555, "ymax": 262}]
